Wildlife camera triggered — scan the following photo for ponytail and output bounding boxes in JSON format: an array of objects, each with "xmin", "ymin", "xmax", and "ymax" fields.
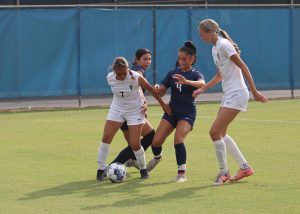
[{"xmin": 219, "ymin": 29, "xmax": 241, "ymax": 55}]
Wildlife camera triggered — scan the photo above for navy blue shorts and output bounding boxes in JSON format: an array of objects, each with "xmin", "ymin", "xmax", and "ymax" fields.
[
  {"xmin": 120, "ymin": 121, "xmax": 128, "ymax": 131},
  {"xmin": 162, "ymin": 113, "xmax": 195, "ymax": 129}
]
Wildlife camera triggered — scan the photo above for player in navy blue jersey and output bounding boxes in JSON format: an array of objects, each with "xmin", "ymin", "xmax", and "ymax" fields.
[
  {"xmin": 147, "ymin": 41, "xmax": 205, "ymax": 182},
  {"xmin": 108, "ymin": 49, "xmax": 158, "ymax": 169}
]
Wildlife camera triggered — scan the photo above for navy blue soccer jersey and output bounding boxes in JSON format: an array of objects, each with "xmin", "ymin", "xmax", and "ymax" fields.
[
  {"xmin": 131, "ymin": 65, "xmax": 146, "ymax": 77},
  {"xmin": 161, "ymin": 68, "xmax": 204, "ymax": 116}
]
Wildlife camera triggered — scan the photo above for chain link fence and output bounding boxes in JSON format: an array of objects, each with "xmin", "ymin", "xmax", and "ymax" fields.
[{"xmin": 0, "ymin": 1, "xmax": 299, "ymax": 111}]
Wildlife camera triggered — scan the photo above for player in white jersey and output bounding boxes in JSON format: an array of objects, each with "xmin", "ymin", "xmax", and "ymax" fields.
[
  {"xmin": 194, "ymin": 19, "xmax": 268, "ymax": 185},
  {"xmin": 109, "ymin": 49, "xmax": 156, "ymax": 169},
  {"xmin": 96, "ymin": 57, "xmax": 171, "ymax": 182}
]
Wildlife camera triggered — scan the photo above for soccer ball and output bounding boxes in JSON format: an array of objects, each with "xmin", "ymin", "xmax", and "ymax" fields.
[{"xmin": 106, "ymin": 162, "xmax": 127, "ymax": 183}]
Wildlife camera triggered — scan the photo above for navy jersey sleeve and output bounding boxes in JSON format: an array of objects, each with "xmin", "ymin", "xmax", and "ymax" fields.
[
  {"xmin": 160, "ymin": 70, "xmax": 174, "ymax": 88},
  {"xmin": 131, "ymin": 65, "xmax": 145, "ymax": 76},
  {"xmin": 194, "ymin": 71, "xmax": 205, "ymax": 81}
]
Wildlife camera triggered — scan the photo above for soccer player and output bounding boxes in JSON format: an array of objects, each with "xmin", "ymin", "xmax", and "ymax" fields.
[
  {"xmin": 109, "ymin": 49, "xmax": 156, "ymax": 168},
  {"xmin": 194, "ymin": 19, "xmax": 268, "ymax": 185},
  {"xmin": 147, "ymin": 41, "xmax": 205, "ymax": 182},
  {"xmin": 96, "ymin": 57, "xmax": 171, "ymax": 182}
]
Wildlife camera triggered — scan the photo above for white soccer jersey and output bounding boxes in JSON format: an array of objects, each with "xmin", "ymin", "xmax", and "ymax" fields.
[
  {"xmin": 107, "ymin": 70, "xmax": 144, "ymax": 112},
  {"xmin": 212, "ymin": 37, "xmax": 247, "ymax": 94}
]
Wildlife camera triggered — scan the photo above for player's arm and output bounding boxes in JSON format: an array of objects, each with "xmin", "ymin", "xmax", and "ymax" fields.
[
  {"xmin": 153, "ymin": 84, "xmax": 167, "ymax": 97},
  {"xmin": 138, "ymin": 76, "xmax": 172, "ymax": 115},
  {"xmin": 193, "ymin": 70, "xmax": 222, "ymax": 97},
  {"xmin": 201, "ymin": 70, "xmax": 222, "ymax": 92},
  {"xmin": 173, "ymin": 74, "xmax": 205, "ymax": 88},
  {"xmin": 230, "ymin": 54, "xmax": 268, "ymax": 103}
]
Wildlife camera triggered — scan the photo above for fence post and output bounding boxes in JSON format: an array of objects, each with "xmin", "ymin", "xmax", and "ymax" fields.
[
  {"xmin": 77, "ymin": 6, "xmax": 82, "ymax": 107},
  {"xmin": 188, "ymin": 6, "xmax": 192, "ymax": 41},
  {"xmin": 152, "ymin": 8, "xmax": 157, "ymax": 84},
  {"xmin": 290, "ymin": 0, "xmax": 295, "ymax": 99}
]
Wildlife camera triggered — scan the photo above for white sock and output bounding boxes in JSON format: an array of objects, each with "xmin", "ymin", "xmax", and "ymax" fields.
[
  {"xmin": 214, "ymin": 139, "xmax": 228, "ymax": 173},
  {"xmin": 178, "ymin": 164, "xmax": 186, "ymax": 172},
  {"xmin": 223, "ymin": 135, "xmax": 249, "ymax": 169},
  {"xmin": 133, "ymin": 147, "xmax": 146, "ymax": 170},
  {"xmin": 154, "ymin": 153, "xmax": 162, "ymax": 159},
  {"xmin": 97, "ymin": 142, "xmax": 110, "ymax": 170}
]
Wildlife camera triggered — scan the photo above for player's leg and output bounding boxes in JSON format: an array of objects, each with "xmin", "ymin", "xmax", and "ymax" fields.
[
  {"xmin": 210, "ymin": 107, "xmax": 240, "ymax": 185},
  {"xmin": 223, "ymin": 133, "xmax": 254, "ymax": 181},
  {"xmin": 141, "ymin": 119, "xmax": 155, "ymax": 150},
  {"xmin": 174, "ymin": 120, "xmax": 192, "ymax": 182},
  {"xmin": 147, "ymin": 117, "xmax": 175, "ymax": 172},
  {"xmin": 219, "ymin": 90, "xmax": 254, "ymax": 181},
  {"xmin": 110, "ymin": 119, "xmax": 154, "ymax": 169},
  {"xmin": 109, "ymin": 122, "xmax": 131, "ymax": 165},
  {"xmin": 125, "ymin": 119, "xmax": 155, "ymax": 169},
  {"xmin": 97, "ymin": 120, "xmax": 123, "ymax": 181},
  {"xmin": 221, "ymin": 122, "xmax": 254, "ymax": 182},
  {"xmin": 128, "ymin": 124, "xmax": 149, "ymax": 179}
]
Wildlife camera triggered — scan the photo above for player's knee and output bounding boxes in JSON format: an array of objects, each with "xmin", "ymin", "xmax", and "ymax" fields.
[
  {"xmin": 130, "ymin": 143, "xmax": 141, "ymax": 151},
  {"xmin": 209, "ymin": 128, "xmax": 220, "ymax": 140},
  {"xmin": 174, "ymin": 137, "xmax": 184, "ymax": 145},
  {"xmin": 152, "ymin": 138, "xmax": 162, "ymax": 147},
  {"xmin": 101, "ymin": 135, "xmax": 112, "ymax": 144}
]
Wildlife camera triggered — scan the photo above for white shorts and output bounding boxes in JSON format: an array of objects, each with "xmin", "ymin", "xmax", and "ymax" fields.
[
  {"xmin": 107, "ymin": 107, "xmax": 145, "ymax": 126},
  {"xmin": 221, "ymin": 89, "xmax": 249, "ymax": 112}
]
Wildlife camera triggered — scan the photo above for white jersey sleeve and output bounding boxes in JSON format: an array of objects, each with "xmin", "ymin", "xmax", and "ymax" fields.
[{"xmin": 219, "ymin": 39, "xmax": 237, "ymax": 58}]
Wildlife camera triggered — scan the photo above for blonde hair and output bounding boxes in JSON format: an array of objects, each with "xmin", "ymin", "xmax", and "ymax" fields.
[
  {"xmin": 112, "ymin": 57, "xmax": 134, "ymax": 80},
  {"xmin": 199, "ymin": 19, "xmax": 241, "ymax": 55},
  {"xmin": 112, "ymin": 57, "xmax": 129, "ymax": 71}
]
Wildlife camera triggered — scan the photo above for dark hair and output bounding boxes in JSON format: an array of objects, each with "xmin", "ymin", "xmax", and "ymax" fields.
[
  {"xmin": 179, "ymin": 40, "xmax": 197, "ymax": 65},
  {"xmin": 133, "ymin": 48, "xmax": 152, "ymax": 66}
]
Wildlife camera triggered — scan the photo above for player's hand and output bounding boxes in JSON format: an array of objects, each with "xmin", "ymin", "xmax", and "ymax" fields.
[
  {"xmin": 173, "ymin": 74, "xmax": 187, "ymax": 84},
  {"xmin": 192, "ymin": 89, "xmax": 203, "ymax": 98},
  {"xmin": 253, "ymin": 90, "xmax": 268, "ymax": 103},
  {"xmin": 153, "ymin": 84, "xmax": 160, "ymax": 94},
  {"xmin": 163, "ymin": 104, "xmax": 172, "ymax": 116},
  {"xmin": 141, "ymin": 101, "xmax": 148, "ymax": 118}
]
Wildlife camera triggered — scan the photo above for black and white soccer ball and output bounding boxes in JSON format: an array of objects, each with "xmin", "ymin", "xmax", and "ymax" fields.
[{"xmin": 106, "ymin": 163, "xmax": 127, "ymax": 183}]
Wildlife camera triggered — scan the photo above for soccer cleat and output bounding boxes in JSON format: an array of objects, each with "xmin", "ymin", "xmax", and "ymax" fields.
[
  {"xmin": 146, "ymin": 156, "xmax": 162, "ymax": 172},
  {"xmin": 214, "ymin": 171, "xmax": 231, "ymax": 185},
  {"xmin": 229, "ymin": 167, "xmax": 254, "ymax": 182},
  {"xmin": 103, "ymin": 166, "xmax": 108, "ymax": 177},
  {"xmin": 140, "ymin": 169, "xmax": 149, "ymax": 179},
  {"xmin": 176, "ymin": 173, "xmax": 187, "ymax": 183},
  {"xmin": 96, "ymin": 169, "xmax": 105, "ymax": 182},
  {"xmin": 124, "ymin": 159, "xmax": 139, "ymax": 170}
]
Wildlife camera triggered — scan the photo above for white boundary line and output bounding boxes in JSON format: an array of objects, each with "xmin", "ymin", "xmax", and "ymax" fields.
[{"xmin": 149, "ymin": 113, "xmax": 300, "ymax": 125}]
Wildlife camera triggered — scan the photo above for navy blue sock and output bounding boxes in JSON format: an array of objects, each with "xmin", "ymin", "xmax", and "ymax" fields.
[
  {"xmin": 129, "ymin": 129, "xmax": 155, "ymax": 160},
  {"xmin": 110, "ymin": 146, "xmax": 134, "ymax": 164},
  {"xmin": 141, "ymin": 129, "xmax": 155, "ymax": 151},
  {"xmin": 111, "ymin": 130, "xmax": 155, "ymax": 164},
  {"xmin": 174, "ymin": 143, "xmax": 186, "ymax": 166},
  {"xmin": 151, "ymin": 145, "xmax": 162, "ymax": 157}
]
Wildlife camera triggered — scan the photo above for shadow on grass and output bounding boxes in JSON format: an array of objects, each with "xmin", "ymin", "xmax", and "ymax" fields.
[
  {"xmin": 19, "ymin": 179, "xmax": 99, "ymax": 200},
  {"xmin": 19, "ymin": 173, "xmax": 248, "ymax": 207},
  {"xmin": 81, "ymin": 184, "xmax": 213, "ymax": 210},
  {"xmin": 18, "ymin": 174, "xmax": 174, "ymax": 201},
  {"xmin": 81, "ymin": 180, "xmax": 249, "ymax": 210}
]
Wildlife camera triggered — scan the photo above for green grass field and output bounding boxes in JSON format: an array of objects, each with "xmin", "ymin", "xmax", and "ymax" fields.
[{"xmin": 0, "ymin": 99, "xmax": 299, "ymax": 214}]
